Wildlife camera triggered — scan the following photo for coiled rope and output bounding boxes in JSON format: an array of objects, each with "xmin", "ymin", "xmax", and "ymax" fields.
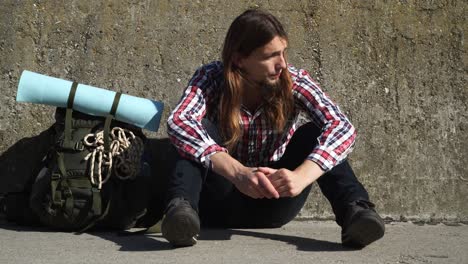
[{"xmin": 83, "ymin": 127, "xmax": 144, "ymax": 189}]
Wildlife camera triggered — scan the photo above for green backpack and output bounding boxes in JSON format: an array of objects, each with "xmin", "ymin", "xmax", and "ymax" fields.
[{"xmin": 28, "ymin": 82, "xmax": 151, "ymax": 232}]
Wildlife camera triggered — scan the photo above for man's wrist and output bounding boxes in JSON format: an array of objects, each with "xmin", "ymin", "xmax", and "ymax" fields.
[
  {"xmin": 210, "ymin": 152, "xmax": 244, "ymax": 181},
  {"xmin": 294, "ymin": 159, "xmax": 324, "ymax": 185}
]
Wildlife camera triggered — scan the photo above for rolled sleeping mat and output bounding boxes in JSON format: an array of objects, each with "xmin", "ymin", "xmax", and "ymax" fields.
[{"xmin": 16, "ymin": 70, "xmax": 164, "ymax": 132}]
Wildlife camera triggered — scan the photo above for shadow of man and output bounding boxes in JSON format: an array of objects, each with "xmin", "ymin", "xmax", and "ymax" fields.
[{"xmin": 199, "ymin": 227, "xmax": 352, "ymax": 252}]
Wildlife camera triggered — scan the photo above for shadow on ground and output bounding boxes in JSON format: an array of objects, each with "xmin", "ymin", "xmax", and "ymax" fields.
[
  {"xmin": 199, "ymin": 228, "xmax": 349, "ymax": 252},
  {"xmin": 0, "ymin": 218, "xmax": 350, "ymax": 252}
]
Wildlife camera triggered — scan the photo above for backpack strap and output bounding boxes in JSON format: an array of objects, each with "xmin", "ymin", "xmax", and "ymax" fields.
[
  {"xmin": 54, "ymin": 82, "xmax": 78, "ymax": 219},
  {"xmin": 63, "ymin": 81, "xmax": 78, "ymax": 149},
  {"xmin": 103, "ymin": 92, "xmax": 122, "ymax": 152}
]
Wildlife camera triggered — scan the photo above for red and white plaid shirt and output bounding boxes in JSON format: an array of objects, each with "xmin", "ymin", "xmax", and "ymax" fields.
[{"xmin": 167, "ymin": 61, "xmax": 356, "ymax": 172}]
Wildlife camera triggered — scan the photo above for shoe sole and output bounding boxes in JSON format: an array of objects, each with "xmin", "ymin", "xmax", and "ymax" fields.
[
  {"xmin": 161, "ymin": 206, "xmax": 200, "ymax": 247},
  {"xmin": 342, "ymin": 211, "xmax": 385, "ymax": 248}
]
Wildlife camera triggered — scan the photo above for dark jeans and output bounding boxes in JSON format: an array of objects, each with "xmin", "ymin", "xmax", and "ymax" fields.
[{"xmin": 166, "ymin": 122, "xmax": 370, "ymax": 228}]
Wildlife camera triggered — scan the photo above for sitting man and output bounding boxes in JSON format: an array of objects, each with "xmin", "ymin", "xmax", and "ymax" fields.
[{"xmin": 162, "ymin": 8, "xmax": 385, "ymax": 248}]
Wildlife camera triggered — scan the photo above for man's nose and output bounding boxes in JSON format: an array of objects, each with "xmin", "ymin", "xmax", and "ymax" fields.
[{"xmin": 276, "ymin": 55, "xmax": 287, "ymax": 70}]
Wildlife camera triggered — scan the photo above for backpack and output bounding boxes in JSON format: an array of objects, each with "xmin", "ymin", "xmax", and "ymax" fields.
[{"xmin": 27, "ymin": 82, "xmax": 152, "ymax": 232}]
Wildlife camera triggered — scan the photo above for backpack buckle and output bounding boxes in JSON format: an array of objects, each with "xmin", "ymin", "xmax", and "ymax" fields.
[
  {"xmin": 51, "ymin": 173, "xmax": 61, "ymax": 180},
  {"xmin": 74, "ymin": 141, "xmax": 84, "ymax": 151},
  {"xmin": 63, "ymin": 188, "xmax": 72, "ymax": 198}
]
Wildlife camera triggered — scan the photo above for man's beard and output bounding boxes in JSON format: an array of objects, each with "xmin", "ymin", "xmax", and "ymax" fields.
[
  {"xmin": 261, "ymin": 78, "xmax": 282, "ymax": 102},
  {"xmin": 239, "ymin": 71, "xmax": 284, "ymax": 103}
]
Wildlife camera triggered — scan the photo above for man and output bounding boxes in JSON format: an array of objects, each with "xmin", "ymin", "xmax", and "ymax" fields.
[{"xmin": 163, "ymin": 9, "xmax": 385, "ymax": 248}]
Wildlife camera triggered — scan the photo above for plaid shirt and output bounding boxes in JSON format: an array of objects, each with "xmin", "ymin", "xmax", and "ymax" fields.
[{"xmin": 167, "ymin": 61, "xmax": 356, "ymax": 172}]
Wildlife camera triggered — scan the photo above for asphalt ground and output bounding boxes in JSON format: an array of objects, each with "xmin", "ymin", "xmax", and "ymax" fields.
[{"xmin": 1, "ymin": 219, "xmax": 467, "ymax": 264}]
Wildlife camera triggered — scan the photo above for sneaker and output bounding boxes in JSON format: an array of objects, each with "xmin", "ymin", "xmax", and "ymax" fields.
[
  {"xmin": 341, "ymin": 200, "xmax": 385, "ymax": 248},
  {"xmin": 161, "ymin": 197, "xmax": 200, "ymax": 247}
]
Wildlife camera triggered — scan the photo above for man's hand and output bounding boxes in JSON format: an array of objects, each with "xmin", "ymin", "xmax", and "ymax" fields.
[
  {"xmin": 231, "ymin": 168, "xmax": 279, "ymax": 199},
  {"xmin": 210, "ymin": 152, "xmax": 279, "ymax": 199},
  {"xmin": 257, "ymin": 167, "xmax": 309, "ymax": 197},
  {"xmin": 258, "ymin": 160, "xmax": 324, "ymax": 197}
]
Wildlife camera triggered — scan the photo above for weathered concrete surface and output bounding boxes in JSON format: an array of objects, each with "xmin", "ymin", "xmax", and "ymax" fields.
[
  {"xmin": 1, "ymin": 219, "xmax": 467, "ymax": 264},
  {"xmin": 0, "ymin": 1, "xmax": 467, "ymax": 222}
]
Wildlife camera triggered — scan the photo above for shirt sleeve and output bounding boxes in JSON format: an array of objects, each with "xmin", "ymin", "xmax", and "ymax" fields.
[
  {"xmin": 167, "ymin": 63, "xmax": 228, "ymax": 168},
  {"xmin": 292, "ymin": 68, "xmax": 356, "ymax": 172}
]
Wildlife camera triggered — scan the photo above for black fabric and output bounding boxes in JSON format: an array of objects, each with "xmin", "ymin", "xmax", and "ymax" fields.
[{"xmin": 166, "ymin": 122, "xmax": 370, "ymax": 228}]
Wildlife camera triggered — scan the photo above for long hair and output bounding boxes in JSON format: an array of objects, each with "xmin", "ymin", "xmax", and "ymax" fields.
[{"xmin": 220, "ymin": 9, "xmax": 294, "ymax": 151}]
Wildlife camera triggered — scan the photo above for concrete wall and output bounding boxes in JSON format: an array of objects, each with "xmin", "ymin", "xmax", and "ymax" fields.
[{"xmin": 1, "ymin": 0, "xmax": 466, "ymax": 222}]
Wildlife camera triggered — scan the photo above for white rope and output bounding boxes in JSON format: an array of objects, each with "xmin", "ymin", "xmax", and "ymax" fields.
[{"xmin": 83, "ymin": 127, "xmax": 144, "ymax": 189}]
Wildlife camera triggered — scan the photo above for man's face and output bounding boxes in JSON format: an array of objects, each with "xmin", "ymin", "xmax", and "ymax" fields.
[{"xmin": 237, "ymin": 36, "xmax": 288, "ymax": 87}]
